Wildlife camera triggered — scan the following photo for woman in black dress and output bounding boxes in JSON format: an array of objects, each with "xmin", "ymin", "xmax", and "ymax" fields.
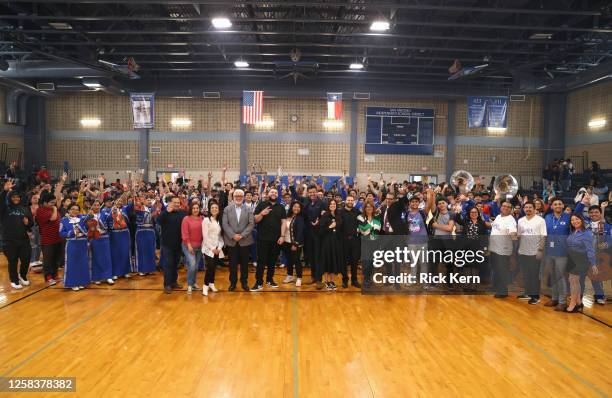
[{"xmin": 319, "ymin": 200, "xmax": 344, "ymax": 290}]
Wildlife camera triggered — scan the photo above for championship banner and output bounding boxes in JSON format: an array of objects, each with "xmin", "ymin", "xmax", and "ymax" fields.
[
  {"xmin": 130, "ymin": 93, "xmax": 154, "ymax": 129},
  {"xmin": 467, "ymin": 96, "xmax": 508, "ymax": 128}
]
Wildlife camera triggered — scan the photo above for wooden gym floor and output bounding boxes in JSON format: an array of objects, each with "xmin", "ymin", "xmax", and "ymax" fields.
[{"xmin": 0, "ymin": 259, "xmax": 610, "ymax": 398}]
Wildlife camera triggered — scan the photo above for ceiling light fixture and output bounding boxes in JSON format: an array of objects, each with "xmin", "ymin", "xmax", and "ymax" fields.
[
  {"xmin": 212, "ymin": 17, "xmax": 232, "ymax": 29},
  {"xmin": 48, "ymin": 22, "xmax": 73, "ymax": 30},
  {"xmin": 529, "ymin": 33, "xmax": 553, "ymax": 40},
  {"xmin": 234, "ymin": 60, "xmax": 249, "ymax": 68},
  {"xmin": 588, "ymin": 118, "xmax": 606, "ymax": 129},
  {"xmin": 323, "ymin": 120, "xmax": 344, "ymax": 129},
  {"xmin": 171, "ymin": 118, "xmax": 192, "ymax": 127},
  {"xmin": 370, "ymin": 21, "xmax": 390, "ymax": 31},
  {"xmin": 487, "ymin": 127, "xmax": 506, "ymax": 134},
  {"xmin": 80, "ymin": 118, "xmax": 101, "ymax": 128},
  {"xmin": 349, "ymin": 63, "xmax": 364, "ymax": 70}
]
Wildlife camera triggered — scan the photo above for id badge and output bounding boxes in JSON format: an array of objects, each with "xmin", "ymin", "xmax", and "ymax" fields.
[{"xmin": 549, "ymin": 241, "xmax": 555, "ymax": 248}]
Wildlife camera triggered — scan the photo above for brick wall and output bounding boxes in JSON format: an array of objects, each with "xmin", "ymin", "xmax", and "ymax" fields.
[
  {"xmin": 45, "ymin": 92, "xmax": 546, "ymax": 179},
  {"xmin": 565, "ymin": 81, "xmax": 612, "ymax": 169}
]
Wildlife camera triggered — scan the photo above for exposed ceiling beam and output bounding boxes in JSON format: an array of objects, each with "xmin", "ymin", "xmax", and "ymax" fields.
[
  {"xmin": 1, "ymin": 15, "xmax": 609, "ymax": 33},
  {"xmin": 0, "ymin": 1, "xmax": 603, "ymax": 16},
  {"xmin": 2, "ymin": 28, "xmax": 579, "ymax": 46},
  {"xmin": 6, "ymin": 39, "xmax": 598, "ymax": 56}
]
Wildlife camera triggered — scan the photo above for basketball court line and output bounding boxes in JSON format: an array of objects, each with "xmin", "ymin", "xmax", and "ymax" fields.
[
  {"xmin": 0, "ymin": 284, "xmax": 52, "ymax": 310},
  {"xmin": 2, "ymin": 284, "xmax": 610, "ymax": 328},
  {"xmin": 466, "ymin": 300, "xmax": 609, "ymax": 398},
  {"xmin": 0, "ymin": 297, "xmax": 117, "ymax": 378}
]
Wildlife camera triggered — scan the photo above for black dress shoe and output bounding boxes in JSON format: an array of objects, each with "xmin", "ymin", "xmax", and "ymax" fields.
[
  {"xmin": 228, "ymin": 284, "xmax": 236, "ymax": 291},
  {"xmin": 341, "ymin": 281, "xmax": 348, "ymax": 289},
  {"xmin": 351, "ymin": 281, "xmax": 361, "ymax": 288},
  {"xmin": 164, "ymin": 286, "xmax": 172, "ymax": 294},
  {"xmin": 241, "ymin": 283, "xmax": 250, "ymax": 291},
  {"xmin": 171, "ymin": 283, "xmax": 183, "ymax": 289},
  {"xmin": 494, "ymin": 294, "xmax": 508, "ymax": 299}
]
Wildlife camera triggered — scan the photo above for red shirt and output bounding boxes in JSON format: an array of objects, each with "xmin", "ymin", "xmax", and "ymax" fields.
[
  {"xmin": 181, "ymin": 216, "xmax": 203, "ymax": 248},
  {"xmin": 37, "ymin": 169, "xmax": 50, "ymax": 183},
  {"xmin": 35, "ymin": 206, "xmax": 62, "ymax": 245}
]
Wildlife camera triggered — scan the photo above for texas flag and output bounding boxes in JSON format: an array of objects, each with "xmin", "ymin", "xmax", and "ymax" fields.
[{"xmin": 327, "ymin": 92, "xmax": 343, "ymax": 120}]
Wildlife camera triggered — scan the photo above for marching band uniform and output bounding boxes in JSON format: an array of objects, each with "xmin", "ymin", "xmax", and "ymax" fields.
[
  {"xmin": 126, "ymin": 202, "xmax": 157, "ymax": 273},
  {"xmin": 59, "ymin": 215, "xmax": 90, "ymax": 289},
  {"xmin": 85, "ymin": 210, "xmax": 114, "ymax": 284},
  {"xmin": 103, "ymin": 205, "xmax": 132, "ymax": 278}
]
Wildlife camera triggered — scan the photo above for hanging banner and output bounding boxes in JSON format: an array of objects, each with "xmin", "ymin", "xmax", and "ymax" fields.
[
  {"xmin": 130, "ymin": 93, "xmax": 154, "ymax": 129},
  {"xmin": 467, "ymin": 96, "xmax": 508, "ymax": 128}
]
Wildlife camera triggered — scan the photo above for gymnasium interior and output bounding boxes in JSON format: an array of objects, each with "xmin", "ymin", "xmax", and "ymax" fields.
[{"xmin": 0, "ymin": 1, "xmax": 611, "ymax": 397}]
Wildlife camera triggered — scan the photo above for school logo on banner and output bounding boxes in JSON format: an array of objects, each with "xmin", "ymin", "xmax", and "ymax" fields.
[
  {"xmin": 130, "ymin": 93, "xmax": 154, "ymax": 129},
  {"xmin": 467, "ymin": 96, "xmax": 508, "ymax": 128}
]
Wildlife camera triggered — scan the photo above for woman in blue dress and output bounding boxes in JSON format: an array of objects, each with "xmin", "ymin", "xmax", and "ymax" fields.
[
  {"xmin": 84, "ymin": 200, "xmax": 114, "ymax": 285},
  {"xmin": 59, "ymin": 203, "xmax": 90, "ymax": 291},
  {"xmin": 126, "ymin": 195, "xmax": 157, "ymax": 275},
  {"xmin": 101, "ymin": 195, "xmax": 132, "ymax": 279}
]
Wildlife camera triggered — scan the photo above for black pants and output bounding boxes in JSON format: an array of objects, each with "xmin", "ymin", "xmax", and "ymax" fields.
[
  {"xmin": 228, "ymin": 244, "xmax": 250, "ymax": 286},
  {"xmin": 204, "ymin": 254, "xmax": 222, "ymax": 285},
  {"xmin": 162, "ymin": 245, "xmax": 181, "ymax": 288},
  {"xmin": 342, "ymin": 237, "xmax": 360, "ymax": 283},
  {"xmin": 283, "ymin": 243, "xmax": 303, "ymax": 278},
  {"xmin": 491, "ymin": 252, "xmax": 511, "ymax": 295},
  {"xmin": 304, "ymin": 229, "xmax": 321, "ymax": 281},
  {"xmin": 519, "ymin": 254, "xmax": 540, "ymax": 298},
  {"xmin": 42, "ymin": 242, "xmax": 64, "ymax": 279},
  {"xmin": 256, "ymin": 240, "xmax": 280, "ymax": 284},
  {"xmin": 4, "ymin": 240, "xmax": 31, "ymax": 283}
]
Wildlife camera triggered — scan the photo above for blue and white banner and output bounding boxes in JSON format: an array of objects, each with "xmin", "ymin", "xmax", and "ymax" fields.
[
  {"xmin": 130, "ymin": 93, "xmax": 154, "ymax": 129},
  {"xmin": 467, "ymin": 96, "xmax": 507, "ymax": 128}
]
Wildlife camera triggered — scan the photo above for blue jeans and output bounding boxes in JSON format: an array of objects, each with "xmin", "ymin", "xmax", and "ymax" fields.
[
  {"xmin": 579, "ymin": 274, "xmax": 605, "ymax": 300},
  {"xmin": 182, "ymin": 243, "xmax": 202, "ymax": 287}
]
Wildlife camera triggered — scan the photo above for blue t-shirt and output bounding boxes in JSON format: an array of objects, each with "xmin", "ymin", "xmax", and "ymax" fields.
[{"xmin": 407, "ymin": 210, "xmax": 428, "ymax": 244}]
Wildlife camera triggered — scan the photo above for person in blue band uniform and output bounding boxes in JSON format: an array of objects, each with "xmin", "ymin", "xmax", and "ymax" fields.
[
  {"xmin": 126, "ymin": 195, "xmax": 158, "ymax": 275},
  {"xmin": 102, "ymin": 194, "xmax": 132, "ymax": 280},
  {"xmin": 59, "ymin": 203, "xmax": 90, "ymax": 291},
  {"xmin": 566, "ymin": 214, "xmax": 598, "ymax": 313},
  {"xmin": 85, "ymin": 199, "xmax": 114, "ymax": 285}
]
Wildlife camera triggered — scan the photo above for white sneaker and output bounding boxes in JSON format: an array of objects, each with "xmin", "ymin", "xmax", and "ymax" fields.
[
  {"xmin": 192, "ymin": 283, "xmax": 202, "ymax": 291},
  {"xmin": 19, "ymin": 276, "xmax": 30, "ymax": 286},
  {"xmin": 295, "ymin": 278, "xmax": 302, "ymax": 287},
  {"xmin": 283, "ymin": 275, "xmax": 294, "ymax": 284},
  {"xmin": 10, "ymin": 282, "xmax": 22, "ymax": 289},
  {"xmin": 48, "ymin": 278, "xmax": 57, "ymax": 285},
  {"xmin": 279, "ymin": 264, "xmax": 286, "ymax": 268},
  {"xmin": 202, "ymin": 285, "xmax": 209, "ymax": 296},
  {"xmin": 95, "ymin": 281, "xmax": 101, "ymax": 285},
  {"xmin": 187, "ymin": 286, "xmax": 193, "ymax": 294},
  {"xmin": 138, "ymin": 272, "xmax": 145, "ymax": 276},
  {"xmin": 208, "ymin": 283, "xmax": 218, "ymax": 293},
  {"xmin": 596, "ymin": 298, "xmax": 606, "ymax": 305},
  {"xmin": 124, "ymin": 273, "xmax": 131, "ymax": 278},
  {"xmin": 112, "ymin": 275, "xmax": 118, "ymax": 280},
  {"xmin": 79, "ymin": 286, "xmax": 84, "ymax": 289},
  {"xmin": 72, "ymin": 287, "xmax": 80, "ymax": 291},
  {"xmin": 107, "ymin": 278, "xmax": 115, "ymax": 285}
]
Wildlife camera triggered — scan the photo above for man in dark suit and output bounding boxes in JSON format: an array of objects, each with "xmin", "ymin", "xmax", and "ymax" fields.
[{"xmin": 222, "ymin": 189, "xmax": 255, "ymax": 291}]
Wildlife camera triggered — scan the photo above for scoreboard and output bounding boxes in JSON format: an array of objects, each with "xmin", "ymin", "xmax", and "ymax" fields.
[{"xmin": 365, "ymin": 107, "xmax": 435, "ymax": 155}]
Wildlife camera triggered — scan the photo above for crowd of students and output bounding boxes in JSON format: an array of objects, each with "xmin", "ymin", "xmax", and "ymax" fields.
[{"xmin": 0, "ymin": 165, "xmax": 610, "ymax": 313}]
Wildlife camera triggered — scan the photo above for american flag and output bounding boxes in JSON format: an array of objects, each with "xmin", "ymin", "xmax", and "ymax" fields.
[
  {"xmin": 327, "ymin": 92, "xmax": 343, "ymax": 120},
  {"xmin": 242, "ymin": 90, "xmax": 263, "ymax": 124}
]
